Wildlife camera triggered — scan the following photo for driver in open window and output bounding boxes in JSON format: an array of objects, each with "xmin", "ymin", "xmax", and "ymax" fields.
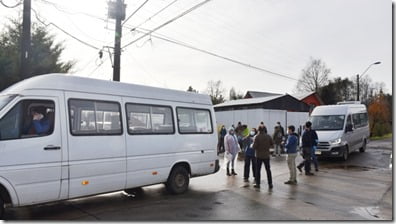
[{"xmin": 23, "ymin": 106, "xmax": 50, "ymax": 135}]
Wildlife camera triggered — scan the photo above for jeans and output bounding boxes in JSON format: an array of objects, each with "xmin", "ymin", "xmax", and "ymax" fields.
[
  {"xmin": 256, "ymin": 158, "xmax": 272, "ymax": 186},
  {"xmin": 244, "ymin": 155, "xmax": 257, "ymax": 179},
  {"xmin": 302, "ymin": 147, "xmax": 312, "ymax": 173},
  {"xmin": 226, "ymin": 153, "xmax": 237, "ymax": 169},
  {"xmin": 311, "ymin": 149, "xmax": 319, "ymax": 170},
  {"xmin": 274, "ymin": 144, "xmax": 281, "ymax": 155},
  {"xmin": 287, "ymin": 153, "xmax": 298, "ymax": 182}
]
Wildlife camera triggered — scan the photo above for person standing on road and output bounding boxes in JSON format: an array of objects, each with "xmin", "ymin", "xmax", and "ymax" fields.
[
  {"xmin": 224, "ymin": 127, "xmax": 240, "ymax": 176},
  {"xmin": 243, "ymin": 128, "xmax": 257, "ymax": 182},
  {"xmin": 298, "ymin": 121, "xmax": 316, "ymax": 176},
  {"xmin": 253, "ymin": 125, "xmax": 274, "ymax": 189},
  {"xmin": 218, "ymin": 125, "xmax": 227, "ymax": 155},
  {"xmin": 283, "ymin": 125, "xmax": 299, "ymax": 185},
  {"xmin": 273, "ymin": 123, "xmax": 283, "ymax": 157}
]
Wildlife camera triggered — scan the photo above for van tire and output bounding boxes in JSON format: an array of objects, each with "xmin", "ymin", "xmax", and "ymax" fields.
[
  {"xmin": 342, "ymin": 147, "xmax": 349, "ymax": 161},
  {"xmin": 166, "ymin": 166, "xmax": 189, "ymax": 194},
  {"xmin": 0, "ymin": 197, "xmax": 4, "ymax": 219},
  {"xmin": 359, "ymin": 140, "xmax": 366, "ymax": 153}
]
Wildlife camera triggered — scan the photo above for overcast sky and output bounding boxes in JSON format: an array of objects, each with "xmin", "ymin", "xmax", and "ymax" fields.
[{"xmin": 0, "ymin": 0, "xmax": 393, "ymax": 97}]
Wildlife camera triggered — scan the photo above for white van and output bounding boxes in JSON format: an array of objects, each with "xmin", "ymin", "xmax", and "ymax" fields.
[
  {"xmin": 0, "ymin": 74, "xmax": 219, "ymax": 218},
  {"xmin": 309, "ymin": 102, "xmax": 370, "ymax": 161}
]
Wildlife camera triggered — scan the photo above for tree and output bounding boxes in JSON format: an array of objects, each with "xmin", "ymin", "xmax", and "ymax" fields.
[
  {"xmin": 368, "ymin": 91, "xmax": 392, "ymax": 136},
  {"xmin": 0, "ymin": 20, "xmax": 74, "ymax": 91},
  {"xmin": 206, "ymin": 80, "xmax": 225, "ymax": 105},
  {"xmin": 295, "ymin": 58, "xmax": 330, "ymax": 93},
  {"xmin": 229, "ymin": 87, "xmax": 244, "ymax": 100},
  {"xmin": 186, "ymin": 86, "xmax": 198, "ymax": 93},
  {"xmin": 319, "ymin": 77, "xmax": 354, "ymax": 105}
]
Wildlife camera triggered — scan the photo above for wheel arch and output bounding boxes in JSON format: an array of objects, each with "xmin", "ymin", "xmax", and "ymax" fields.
[
  {"xmin": 168, "ymin": 161, "xmax": 191, "ymax": 178},
  {"xmin": 0, "ymin": 177, "xmax": 19, "ymax": 206}
]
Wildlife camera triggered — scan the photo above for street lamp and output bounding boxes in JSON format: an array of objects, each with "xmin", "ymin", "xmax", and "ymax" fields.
[{"xmin": 357, "ymin": 61, "xmax": 381, "ymax": 101}]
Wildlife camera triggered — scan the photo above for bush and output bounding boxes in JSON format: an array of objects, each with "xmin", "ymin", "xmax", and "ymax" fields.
[{"xmin": 371, "ymin": 122, "xmax": 392, "ymax": 137}]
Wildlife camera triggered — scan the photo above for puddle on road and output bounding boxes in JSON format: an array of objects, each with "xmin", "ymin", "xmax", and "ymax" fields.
[
  {"xmin": 327, "ymin": 164, "xmax": 375, "ymax": 171},
  {"xmin": 350, "ymin": 206, "xmax": 383, "ymax": 220}
]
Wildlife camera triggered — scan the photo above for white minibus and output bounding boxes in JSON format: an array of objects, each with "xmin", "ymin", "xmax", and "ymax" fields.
[
  {"xmin": 309, "ymin": 102, "xmax": 370, "ymax": 161},
  {"xmin": 0, "ymin": 74, "xmax": 219, "ymax": 218}
]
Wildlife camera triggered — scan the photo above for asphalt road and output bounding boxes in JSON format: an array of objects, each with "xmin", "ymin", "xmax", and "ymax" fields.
[{"xmin": 4, "ymin": 138, "xmax": 393, "ymax": 221}]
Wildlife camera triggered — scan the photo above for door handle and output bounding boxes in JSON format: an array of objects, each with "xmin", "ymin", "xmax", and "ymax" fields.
[{"xmin": 44, "ymin": 145, "xmax": 61, "ymax": 150}]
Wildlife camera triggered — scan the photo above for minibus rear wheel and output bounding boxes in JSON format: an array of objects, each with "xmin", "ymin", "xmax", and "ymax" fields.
[
  {"xmin": 359, "ymin": 140, "xmax": 366, "ymax": 153},
  {"xmin": 166, "ymin": 166, "xmax": 189, "ymax": 194}
]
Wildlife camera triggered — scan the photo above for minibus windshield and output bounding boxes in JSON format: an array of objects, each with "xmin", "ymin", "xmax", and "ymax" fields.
[
  {"xmin": 311, "ymin": 115, "xmax": 345, "ymax": 131},
  {"xmin": 0, "ymin": 95, "xmax": 16, "ymax": 111}
]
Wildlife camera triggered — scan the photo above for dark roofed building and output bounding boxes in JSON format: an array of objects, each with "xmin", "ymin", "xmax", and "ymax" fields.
[{"xmin": 214, "ymin": 94, "xmax": 310, "ymax": 112}]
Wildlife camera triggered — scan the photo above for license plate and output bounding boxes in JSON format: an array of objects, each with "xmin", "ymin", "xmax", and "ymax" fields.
[{"xmin": 315, "ymin": 151, "xmax": 322, "ymax": 155}]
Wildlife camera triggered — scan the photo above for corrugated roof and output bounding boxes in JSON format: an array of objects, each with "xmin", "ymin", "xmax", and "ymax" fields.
[
  {"xmin": 245, "ymin": 91, "xmax": 282, "ymax": 98},
  {"xmin": 291, "ymin": 91, "xmax": 316, "ymax": 101}
]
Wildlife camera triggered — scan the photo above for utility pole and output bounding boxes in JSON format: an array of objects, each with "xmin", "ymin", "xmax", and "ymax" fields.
[
  {"xmin": 356, "ymin": 74, "xmax": 360, "ymax": 101},
  {"xmin": 108, "ymin": 0, "xmax": 126, "ymax": 82},
  {"xmin": 20, "ymin": 0, "xmax": 31, "ymax": 79}
]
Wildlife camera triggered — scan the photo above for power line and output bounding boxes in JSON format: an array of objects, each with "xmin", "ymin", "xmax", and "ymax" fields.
[
  {"xmin": 121, "ymin": 0, "xmax": 212, "ymax": 50},
  {"xmin": 31, "ymin": 8, "xmax": 101, "ymax": 50},
  {"xmin": 35, "ymin": 0, "xmax": 108, "ymax": 22},
  {"xmin": 122, "ymin": 0, "xmax": 149, "ymax": 26},
  {"xmin": 130, "ymin": 0, "xmax": 178, "ymax": 31},
  {"xmin": 0, "ymin": 0, "xmax": 21, "ymax": 8},
  {"xmin": 134, "ymin": 28, "xmax": 298, "ymax": 81}
]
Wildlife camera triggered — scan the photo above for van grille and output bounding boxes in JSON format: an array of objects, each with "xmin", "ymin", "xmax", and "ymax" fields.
[{"xmin": 317, "ymin": 141, "xmax": 330, "ymax": 150}]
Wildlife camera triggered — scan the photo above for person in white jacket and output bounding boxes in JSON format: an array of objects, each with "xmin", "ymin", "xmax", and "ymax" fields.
[{"xmin": 224, "ymin": 127, "xmax": 240, "ymax": 176}]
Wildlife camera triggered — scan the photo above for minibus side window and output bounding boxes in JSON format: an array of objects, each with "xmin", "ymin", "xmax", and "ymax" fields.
[
  {"xmin": 0, "ymin": 100, "xmax": 55, "ymax": 140},
  {"xmin": 176, "ymin": 108, "xmax": 213, "ymax": 134},
  {"xmin": 69, "ymin": 99, "xmax": 122, "ymax": 136},
  {"xmin": 126, "ymin": 103, "xmax": 174, "ymax": 135}
]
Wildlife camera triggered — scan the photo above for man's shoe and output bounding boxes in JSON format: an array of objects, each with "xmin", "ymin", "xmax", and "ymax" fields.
[
  {"xmin": 243, "ymin": 178, "xmax": 249, "ymax": 182},
  {"xmin": 253, "ymin": 184, "xmax": 260, "ymax": 188},
  {"xmin": 231, "ymin": 169, "xmax": 237, "ymax": 175},
  {"xmin": 284, "ymin": 180, "xmax": 293, "ymax": 184},
  {"xmin": 297, "ymin": 166, "xmax": 302, "ymax": 173},
  {"xmin": 305, "ymin": 172, "xmax": 314, "ymax": 176},
  {"xmin": 269, "ymin": 184, "xmax": 273, "ymax": 189}
]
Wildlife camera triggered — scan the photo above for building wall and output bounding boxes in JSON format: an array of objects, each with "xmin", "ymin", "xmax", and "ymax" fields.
[
  {"xmin": 215, "ymin": 109, "xmax": 309, "ymax": 136},
  {"xmin": 302, "ymin": 94, "xmax": 322, "ymax": 106}
]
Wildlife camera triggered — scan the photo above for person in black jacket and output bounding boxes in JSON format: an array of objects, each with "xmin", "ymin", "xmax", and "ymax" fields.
[{"xmin": 299, "ymin": 121, "xmax": 317, "ymax": 176}]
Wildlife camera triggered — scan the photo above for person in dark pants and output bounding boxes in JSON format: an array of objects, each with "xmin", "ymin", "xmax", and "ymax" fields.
[
  {"xmin": 298, "ymin": 121, "xmax": 317, "ymax": 176},
  {"xmin": 217, "ymin": 125, "xmax": 227, "ymax": 155},
  {"xmin": 253, "ymin": 125, "xmax": 274, "ymax": 189},
  {"xmin": 243, "ymin": 128, "xmax": 257, "ymax": 182}
]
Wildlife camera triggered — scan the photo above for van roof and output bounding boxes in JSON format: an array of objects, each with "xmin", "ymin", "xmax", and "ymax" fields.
[
  {"xmin": 311, "ymin": 104, "xmax": 367, "ymax": 116},
  {"xmin": 1, "ymin": 74, "xmax": 212, "ymax": 105}
]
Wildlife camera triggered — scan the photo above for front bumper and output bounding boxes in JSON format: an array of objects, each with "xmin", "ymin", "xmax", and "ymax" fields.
[{"xmin": 316, "ymin": 144, "xmax": 347, "ymax": 158}]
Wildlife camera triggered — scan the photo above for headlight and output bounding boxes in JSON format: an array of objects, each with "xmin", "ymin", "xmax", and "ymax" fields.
[{"xmin": 329, "ymin": 138, "xmax": 341, "ymax": 145}]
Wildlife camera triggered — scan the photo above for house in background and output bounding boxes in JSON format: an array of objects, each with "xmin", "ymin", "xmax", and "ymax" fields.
[{"xmin": 292, "ymin": 91, "xmax": 324, "ymax": 107}]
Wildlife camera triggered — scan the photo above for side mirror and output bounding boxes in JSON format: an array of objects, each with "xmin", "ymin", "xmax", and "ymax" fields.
[{"xmin": 345, "ymin": 124, "xmax": 353, "ymax": 133}]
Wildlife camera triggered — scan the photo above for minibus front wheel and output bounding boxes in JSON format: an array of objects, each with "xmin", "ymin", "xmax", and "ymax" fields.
[
  {"xmin": 0, "ymin": 197, "xmax": 4, "ymax": 219},
  {"xmin": 166, "ymin": 166, "xmax": 190, "ymax": 194},
  {"xmin": 342, "ymin": 146, "xmax": 349, "ymax": 161}
]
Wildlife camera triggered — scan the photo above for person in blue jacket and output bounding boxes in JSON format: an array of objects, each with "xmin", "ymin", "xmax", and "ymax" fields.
[
  {"xmin": 243, "ymin": 128, "xmax": 257, "ymax": 182},
  {"xmin": 23, "ymin": 106, "xmax": 50, "ymax": 135},
  {"xmin": 283, "ymin": 125, "xmax": 299, "ymax": 184}
]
